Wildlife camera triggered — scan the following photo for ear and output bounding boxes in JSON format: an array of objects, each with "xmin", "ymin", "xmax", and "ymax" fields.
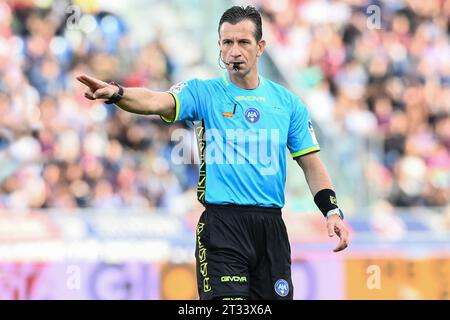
[{"xmin": 256, "ymin": 39, "xmax": 266, "ymax": 57}]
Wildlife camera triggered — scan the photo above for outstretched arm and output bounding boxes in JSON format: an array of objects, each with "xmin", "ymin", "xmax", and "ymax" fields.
[
  {"xmin": 76, "ymin": 74, "xmax": 176, "ymax": 120},
  {"xmin": 296, "ymin": 152, "xmax": 349, "ymax": 252}
]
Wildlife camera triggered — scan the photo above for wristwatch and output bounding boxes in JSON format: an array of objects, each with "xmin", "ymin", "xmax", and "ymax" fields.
[
  {"xmin": 105, "ymin": 82, "xmax": 124, "ymax": 104},
  {"xmin": 326, "ymin": 208, "xmax": 344, "ymax": 220}
]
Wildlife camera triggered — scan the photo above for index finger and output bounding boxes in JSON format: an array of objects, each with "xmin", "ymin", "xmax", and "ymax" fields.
[{"xmin": 76, "ymin": 74, "xmax": 108, "ymax": 90}]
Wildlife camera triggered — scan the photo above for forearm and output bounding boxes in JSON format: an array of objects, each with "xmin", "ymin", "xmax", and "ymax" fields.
[
  {"xmin": 297, "ymin": 153, "xmax": 344, "ymax": 219},
  {"xmin": 299, "ymin": 156, "xmax": 334, "ymax": 196},
  {"xmin": 115, "ymin": 87, "xmax": 167, "ymax": 115}
]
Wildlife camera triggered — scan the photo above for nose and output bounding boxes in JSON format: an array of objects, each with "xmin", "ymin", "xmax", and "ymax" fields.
[{"xmin": 229, "ymin": 43, "xmax": 242, "ymax": 59}]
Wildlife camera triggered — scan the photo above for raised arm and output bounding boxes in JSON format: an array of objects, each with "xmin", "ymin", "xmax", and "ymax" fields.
[{"xmin": 76, "ymin": 74, "xmax": 175, "ymax": 120}]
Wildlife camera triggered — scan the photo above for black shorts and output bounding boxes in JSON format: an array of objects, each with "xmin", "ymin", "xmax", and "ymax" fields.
[{"xmin": 195, "ymin": 204, "xmax": 293, "ymax": 300}]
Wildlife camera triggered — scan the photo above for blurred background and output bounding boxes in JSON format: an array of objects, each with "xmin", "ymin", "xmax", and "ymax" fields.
[{"xmin": 0, "ymin": 0, "xmax": 449, "ymax": 299}]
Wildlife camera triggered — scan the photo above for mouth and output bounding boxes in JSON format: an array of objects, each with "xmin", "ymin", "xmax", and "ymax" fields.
[{"xmin": 230, "ymin": 62, "xmax": 244, "ymax": 72}]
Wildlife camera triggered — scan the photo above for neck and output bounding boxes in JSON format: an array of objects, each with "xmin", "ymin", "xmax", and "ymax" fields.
[{"xmin": 228, "ymin": 67, "xmax": 259, "ymax": 90}]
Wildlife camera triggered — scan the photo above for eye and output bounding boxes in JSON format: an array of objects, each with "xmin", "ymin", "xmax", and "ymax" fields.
[{"xmin": 223, "ymin": 40, "xmax": 232, "ymax": 45}]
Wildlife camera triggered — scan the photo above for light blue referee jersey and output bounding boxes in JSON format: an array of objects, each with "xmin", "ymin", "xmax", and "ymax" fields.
[{"xmin": 162, "ymin": 72, "xmax": 320, "ymax": 208}]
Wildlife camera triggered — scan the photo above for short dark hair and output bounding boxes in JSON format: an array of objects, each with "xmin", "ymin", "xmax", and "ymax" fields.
[{"xmin": 218, "ymin": 6, "xmax": 262, "ymax": 42}]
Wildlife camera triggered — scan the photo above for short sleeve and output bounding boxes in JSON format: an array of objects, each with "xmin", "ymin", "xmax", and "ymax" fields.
[
  {"xmin": 287, "ymin": 97, "xmax": 320, "ymax": 158},
  {"xmin": 160, "ymin": 79, "xmax": 206, "ymax": 123}
]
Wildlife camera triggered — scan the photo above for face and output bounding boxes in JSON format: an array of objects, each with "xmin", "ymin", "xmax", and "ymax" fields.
[{"xmin": 219, "ymin": 20, "xmax": 266, "ymax": 76}]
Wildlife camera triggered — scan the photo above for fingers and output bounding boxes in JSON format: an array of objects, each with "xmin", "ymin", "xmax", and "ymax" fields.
[
  {"xmin": 326, "ymin": 216, "xmax": 349, "ymax": 252},
  {"xmin": 84, "ymin": 91, "xmax": 95, "ymax": 100},
  {"xmin": 333, "ymin": 223, "xmax": 349, "ymax": 252},
  {"xmin": 327, "ymin": 220, "xmax": 335, "ymax": 237},
  {"xmin": 76, "ymin": 74, "xmax": 102, "ymax": 86},
  {"xmin": 76, "ymin": 75, "xmax": 90, "ymax": 86},
  {"xmin": 76, "ymin": 74, "xmax": 96, "ymax": 88},
  {"xmin": 76, "ymin": 74, "xmax": 108, "ymax": 90},
  {"xmin": 92, "ymin": 87, "xmax": 112, "ymax": 99},
  {"xmin": 76, "ymin": 74, "xmax": 117, "ymax": 101},
  {"xmin": 82, "ymin": 86, "xmax": 112, "ymax": 101}
]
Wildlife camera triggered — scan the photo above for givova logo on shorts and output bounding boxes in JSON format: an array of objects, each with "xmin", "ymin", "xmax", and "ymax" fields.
[
  {"xmin": 274, "ymin": 279, "xmax": 289, "ymax": 297},
  {"xmin": 220, "ymin": 276, "xmax": 247, "ymax": 283}
]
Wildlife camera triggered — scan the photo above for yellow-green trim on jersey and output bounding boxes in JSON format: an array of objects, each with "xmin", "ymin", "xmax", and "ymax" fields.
[
  {"xmin": 160, "ymin": 92, "xmax": 180, "ymax": 123},
  {"xmin": 291, "ymin": 145, "xmax": 321, "ymax": 158}
]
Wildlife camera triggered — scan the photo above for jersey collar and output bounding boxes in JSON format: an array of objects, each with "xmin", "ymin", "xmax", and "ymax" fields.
[{"xmin": 222, "ymin": 72, "xmax": 265, "ymax": 93}]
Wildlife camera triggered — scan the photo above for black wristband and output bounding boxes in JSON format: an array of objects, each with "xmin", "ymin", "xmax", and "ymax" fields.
[{"xmin": 314, "ymin": 189, "xmax": 339, "ymax": 217}]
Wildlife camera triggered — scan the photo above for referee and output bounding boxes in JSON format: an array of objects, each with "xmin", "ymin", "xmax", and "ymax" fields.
[{"xmin": 77, "ymin": 5, "xmax": 349, "ymax": 300}]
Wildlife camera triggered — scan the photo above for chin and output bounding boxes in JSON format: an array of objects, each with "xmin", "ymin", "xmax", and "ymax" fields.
[{"xmin": 239, "ymin": 69, "xmax": 251, "ymax": 77}]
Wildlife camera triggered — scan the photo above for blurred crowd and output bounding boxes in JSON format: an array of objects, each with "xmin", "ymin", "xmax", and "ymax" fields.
[
  {"xmin": 0, "ymin": 0, "xmax": 199, "ymax": 211},
  {"xmin": 0, "ymin": 0, "xmax": 448, "ymax": 211},
  {"xmin": 257, "ymin": 0, "xmax": 449, "ymax": 207}
]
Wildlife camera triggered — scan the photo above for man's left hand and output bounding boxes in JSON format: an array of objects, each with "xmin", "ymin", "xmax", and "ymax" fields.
[{"xmin": 326, "ymin": 215, "xmax": 349, "ymax": 252}]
